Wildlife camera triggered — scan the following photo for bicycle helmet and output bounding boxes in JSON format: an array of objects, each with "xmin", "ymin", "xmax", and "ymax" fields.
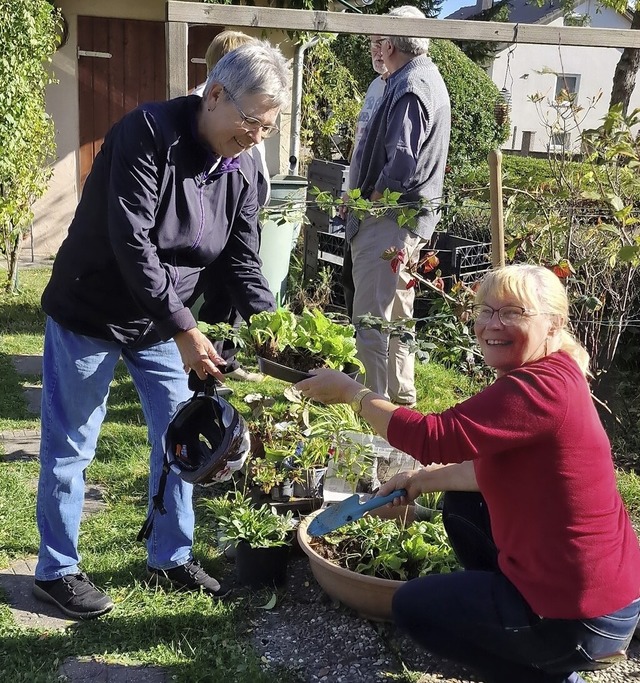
[{"xmin": 166, "ymin": 393, "xmax": 250, "ymax": 485}]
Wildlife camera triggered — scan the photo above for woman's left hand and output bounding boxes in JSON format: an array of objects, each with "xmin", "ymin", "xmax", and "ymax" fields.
[{"xmin": 294, "ymin": 368, "xmax": 363, "ymax": 405}]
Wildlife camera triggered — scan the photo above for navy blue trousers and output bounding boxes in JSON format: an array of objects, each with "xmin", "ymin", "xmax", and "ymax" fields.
[{"xmin": 393, "ymin": 492, "xmax": 639, "ymax": 683}]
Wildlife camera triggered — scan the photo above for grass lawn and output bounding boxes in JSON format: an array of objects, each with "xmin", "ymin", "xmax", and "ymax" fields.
[
  {"xmin": 0, "ymin": 268, "xmax": 481, "ymax": 683},
  {"xmin": 2, "ymin": 268, "xmax": 639, "ymax": 682}
]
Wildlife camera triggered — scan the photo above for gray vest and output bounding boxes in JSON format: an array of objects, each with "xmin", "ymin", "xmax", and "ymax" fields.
[{"xmin": 346, "ymin": 55, "xmax": 451, "ymax": 242}]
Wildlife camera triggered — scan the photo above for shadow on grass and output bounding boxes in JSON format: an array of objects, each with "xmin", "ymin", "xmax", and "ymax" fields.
[
  {"xmin": 1, "ymin": 556, "xmax": 302, "ymax": 683},
  {"xmin": 0, "ymin": 299, "xmax": 46, "ymax": 337},
  {"xmin": 0, "ymin": 353, "xmax": 30, "ymax": 422}
]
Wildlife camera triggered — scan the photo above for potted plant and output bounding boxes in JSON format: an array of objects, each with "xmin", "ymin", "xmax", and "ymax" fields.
[
  {"xmin": 204, "ymin": 492, "xmax": 297, "ymax": 589},
  {"xmin": 287, "ymin": 436, "xmax": 331, "ymax": 499},
  {"xmin": 198, "ymin": 308, "xmax": 364, "ymax": 382},
  {"xmin": 414, "ymin": 491, "xmax": 444, "ymax": 521},
  {"xmin": 297, "ymin": 511, "xmax": 458, "ymax": 621}
]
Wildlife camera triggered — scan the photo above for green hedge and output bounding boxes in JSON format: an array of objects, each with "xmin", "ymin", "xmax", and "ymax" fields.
[
  {"xmin": 428, "ymin": 40, "xmax": 509, "ymax": 182},
  {"xmin": 331, "ymin": 36, "xmax": 509, "ymax": 184}
]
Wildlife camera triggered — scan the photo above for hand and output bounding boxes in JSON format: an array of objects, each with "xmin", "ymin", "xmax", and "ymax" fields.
[
  {"xmin": 377, "ymin": 468, "xmax": 439, "ymax": 505},
  {"xmin": 337, "ymin": 192, "xmax": 349, "ymax": 220},
  {"xmin": 174, "ymin": 328, "xmax": 226, "ymax": 381},
  {"xmin": 294, "ymin": 368, "xmax": 363, "ymax": 405}
]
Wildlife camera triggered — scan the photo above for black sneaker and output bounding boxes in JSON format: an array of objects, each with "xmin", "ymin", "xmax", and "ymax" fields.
[
  {"xmin": 147, "ymin": 559, "xmax": 230, "ymax": 598},
  {"xmin": 33, "ymin": 572, "xmax": 114, "ymax": 620}
]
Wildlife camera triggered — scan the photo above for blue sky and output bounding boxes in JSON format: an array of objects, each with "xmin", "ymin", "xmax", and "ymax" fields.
[{"xmin": 439, "ymin": 0, "xmax": 472, "ymax": 17}]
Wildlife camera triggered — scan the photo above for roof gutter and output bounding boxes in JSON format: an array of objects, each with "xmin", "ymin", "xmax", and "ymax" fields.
[{"xmin": 289, "ymin": 35, "xmax": 320, "ymax": 175}]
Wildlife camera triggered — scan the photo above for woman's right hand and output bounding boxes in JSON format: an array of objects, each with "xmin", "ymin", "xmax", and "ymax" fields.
[
  {"xmin": 377, "ymin": 469, "xmax": 427, "ymax": 505},
  {"xmin": 377, "ymin": 465, "xmax": 447, "ymax": 505}
]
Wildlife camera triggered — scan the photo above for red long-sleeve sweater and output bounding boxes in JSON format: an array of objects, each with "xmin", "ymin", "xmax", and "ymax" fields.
[{"xmin": 387, "ymin": 351, "xmax": 640, "ymax": 619}]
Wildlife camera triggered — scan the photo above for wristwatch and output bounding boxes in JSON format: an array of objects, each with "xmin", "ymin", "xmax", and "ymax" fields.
[{"xmin": 350, "ymin": 387, "xmax": 373, "ymax": 415}]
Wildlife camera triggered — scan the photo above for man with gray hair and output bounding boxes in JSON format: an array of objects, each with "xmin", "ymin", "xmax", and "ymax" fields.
[
  {"xmin": 346, "ymin": 6, "xmax": 450, "ymax": 406},
  {"xmin": 33, "ymin": 41, "xmax": 289, "ymax": 619}
]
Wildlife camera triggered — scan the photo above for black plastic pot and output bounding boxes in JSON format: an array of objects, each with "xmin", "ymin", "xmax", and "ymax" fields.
[
  {"xmin": 292, "ymin": 467, "xmax": 327, "ymax": 499},
  {"xmin": 235, "ymin": 541, "xmax": 291, "ymax": 589},
  {"xmin": 257, "ymin": 356, "xmax": 359, "ymax": 383}
]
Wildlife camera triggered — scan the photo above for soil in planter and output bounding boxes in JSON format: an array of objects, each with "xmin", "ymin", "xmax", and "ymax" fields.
[
  {"xmin": 309, "ymin": 535, "xmax": 422, "ymax": 582},
  {"xmin": 259, "ymin": 345, "xmax": 328, "ymax": 373}
]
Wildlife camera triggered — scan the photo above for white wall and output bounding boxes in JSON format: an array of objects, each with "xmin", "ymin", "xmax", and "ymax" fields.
[{"xmin": 490, "ymin": 2, "xmax": 640, "ymax": 155}]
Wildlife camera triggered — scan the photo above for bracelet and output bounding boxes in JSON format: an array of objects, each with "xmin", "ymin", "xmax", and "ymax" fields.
[{"xmin": 350, "ymin": 387, "xmax": 373, "ymax": 415}]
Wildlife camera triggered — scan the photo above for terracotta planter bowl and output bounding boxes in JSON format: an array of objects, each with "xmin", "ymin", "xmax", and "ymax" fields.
[{"xmin": 297, "ymin": 509, "xmax": 406, "ymax": 622}]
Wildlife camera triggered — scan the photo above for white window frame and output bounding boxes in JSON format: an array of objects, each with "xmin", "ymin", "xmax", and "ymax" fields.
[
  {"xmin": 548, "ymin": 131, "xmax": 571, "ymax": 152},
  {"xmin": 555, "ymin": 73, "xmax": 581, "ymax": 105}
]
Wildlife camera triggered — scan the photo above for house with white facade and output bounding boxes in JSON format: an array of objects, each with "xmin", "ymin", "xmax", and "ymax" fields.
[{"xmin": 447, "ymin": 0, "xmax": 640, "ymax": 155}]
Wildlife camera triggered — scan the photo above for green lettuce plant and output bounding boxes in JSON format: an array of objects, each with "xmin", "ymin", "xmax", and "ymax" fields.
[{"xmin": 199, "ymin": 308, "xmax": 364, "ymax": 373}]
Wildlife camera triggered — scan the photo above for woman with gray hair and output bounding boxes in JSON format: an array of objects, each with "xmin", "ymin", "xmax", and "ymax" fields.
[{"xmin": 33, "ymin": 42, "xmax": 289, "ymax": 620}]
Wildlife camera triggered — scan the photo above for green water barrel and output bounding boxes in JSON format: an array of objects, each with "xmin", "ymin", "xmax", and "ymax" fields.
[{"xmin": 259, "ymin": 174, "xmax": 308, "ymax": 304}]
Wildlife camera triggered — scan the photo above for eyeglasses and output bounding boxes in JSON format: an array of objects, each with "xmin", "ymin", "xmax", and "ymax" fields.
[
  {"xmin": 471, "ymin": 304, "xmax": 539, "ymax": 326},
  {"xmin": 223, "ymin": 87, "xmax": 280, "ymax": 139}
]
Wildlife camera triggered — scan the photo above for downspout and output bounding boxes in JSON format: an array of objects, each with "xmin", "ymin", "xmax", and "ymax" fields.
[{"xmin": 289, "ymin": 35, "xmax": 320, "ymax": 175}]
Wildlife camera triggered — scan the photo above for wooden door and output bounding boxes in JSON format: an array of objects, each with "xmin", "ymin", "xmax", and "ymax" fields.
[
  {"xmin": 78, "ymin": 17, "xmax": 222, "ymax": 189},
  {"xmin": 78, "ymin": 16, "xmax": 166, "ymax": 188},
  {"xmin": 188, "ymin": 24, "xmax": 224, "ymax": 92}
]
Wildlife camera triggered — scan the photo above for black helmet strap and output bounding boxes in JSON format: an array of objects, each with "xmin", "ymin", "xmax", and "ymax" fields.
[
  {"xmin": 136, "ymin": 374, "xmax": 223, "ymax": 543},
  {"xmin": 137, "ymin": 459, "xmax": 170, "ymax": 542}
]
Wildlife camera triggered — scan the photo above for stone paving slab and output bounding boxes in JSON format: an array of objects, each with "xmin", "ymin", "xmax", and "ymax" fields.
[
  {"xmin": 0, "ymin": 428, "xmax": 41, "ymax": 461},
  {"xmin": 11, "ymin": 354, "xmax": 43, "ymax": 376},
  {"xmin": 0, "ymin": 557, "xmax": 74, "ymax": 630},
  {"xmin": 22, "ymin": 385, "xmax": 42, "ymax": 415},
  {"xmin": 0, "ymin": 485, "xmax": 107, "ymax": 629},
  {"xmin": 59, "ymin": 658, "xmax": 169, "ymax": 682}
]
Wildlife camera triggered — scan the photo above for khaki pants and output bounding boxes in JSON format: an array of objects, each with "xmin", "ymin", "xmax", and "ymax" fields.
[{"xmin": 351, "ymin": 214, "xmax": 425, "ymax": 404}]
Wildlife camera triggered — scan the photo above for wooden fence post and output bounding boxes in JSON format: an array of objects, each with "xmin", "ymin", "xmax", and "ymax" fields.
[{"xmin": 488, "ymin": 149, "xmax": 505, "ymax": 268}]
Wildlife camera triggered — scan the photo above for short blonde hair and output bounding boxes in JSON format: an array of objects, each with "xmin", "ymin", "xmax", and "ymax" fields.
[
  {"xmin": 205, "ymin": 30, "xmax": 255, "ymax": 72},
  {"xmin": 475, "ymin": 264, "xmax": 590, "ymax": 376}
]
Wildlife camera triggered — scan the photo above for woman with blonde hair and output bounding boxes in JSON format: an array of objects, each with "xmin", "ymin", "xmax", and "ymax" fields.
[{"xmin": 296, "ymin": 264, "xmax": 640, "ymax": 683}]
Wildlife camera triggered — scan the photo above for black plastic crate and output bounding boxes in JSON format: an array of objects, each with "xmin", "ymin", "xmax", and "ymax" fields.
[
  {"xmin": 318, "ymin": 229, "xmax": 346, "ymax": 260},
  {"xmin": 303, "ymin": 227, "xmax": 491, "ymax": 313},
  {"xmin": 429, "ymin": 232, "xmax": 492, "ymax": 283},
  {"xmin": 306, "ymin": 159, "xmax": 349, "ymax": 232}
]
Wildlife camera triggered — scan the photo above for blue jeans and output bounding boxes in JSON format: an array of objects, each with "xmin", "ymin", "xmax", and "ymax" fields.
[
  {"xmin": 392, "ymin": 492, "xmax": 640, "ymax": 683},
  {"xmin": 35, "ymin": 318, "xmax": 194, "ymax": 580}
]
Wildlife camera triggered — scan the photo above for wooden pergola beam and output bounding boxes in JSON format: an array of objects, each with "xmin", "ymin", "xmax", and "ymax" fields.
[{"xmin": 167, "ymin": 1, "xmax": 640, "ymax": 48}]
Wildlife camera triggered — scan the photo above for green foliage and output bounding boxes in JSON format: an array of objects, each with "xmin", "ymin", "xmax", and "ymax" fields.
[
  {"xmin": 499, "ymin": 104, "xmax": 640, "ymax": 382},
  {"xmin": 300, "ymin": 36, "xmax": 363, "ymax": 163},
  {"xmin": 428, "ymin": 40, "xmax": 509, "ymax": 182},
  {"xmin": 203, "ymin": 493, "xmax": 297, "ymax": 548},
  {"xmin": 200, "ymin": 307, "xmax": 364, "ymax": 372},
  {"xmin": 416, "ymin": 490, "xmax": 444, "ymax": 510},
  {"xmin": 0, "ymin": 1, "xmax": 59, "ymax": 291},
  {"xmin": 322, "ymin": 514, "xmax": 458, "ymax": 580}
]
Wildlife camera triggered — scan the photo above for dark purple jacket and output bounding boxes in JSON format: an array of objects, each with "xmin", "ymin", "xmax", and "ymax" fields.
[{"xmin": 42, "ymin": 95, "xmax": 275, "ymax": 347}]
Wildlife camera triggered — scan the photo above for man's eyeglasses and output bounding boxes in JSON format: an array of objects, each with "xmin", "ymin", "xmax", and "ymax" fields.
[
  {"xmin": 223, "ymin": 87, "xmax": 279, "ymax": 139},
  {"xmin": 471, "ymin": 304, "xmax": 539, "ymax": 326}
]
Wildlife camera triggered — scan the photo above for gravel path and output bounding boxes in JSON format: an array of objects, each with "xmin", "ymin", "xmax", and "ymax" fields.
[{"xmin": 248, "ymin": 555, "xmax": 640, "ymax": 683}]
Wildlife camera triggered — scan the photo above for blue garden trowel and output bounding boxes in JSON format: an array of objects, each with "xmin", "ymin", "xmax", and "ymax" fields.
[{"xmin": 307, "ymin": 489, "xmax": 407, "ymax": 536}]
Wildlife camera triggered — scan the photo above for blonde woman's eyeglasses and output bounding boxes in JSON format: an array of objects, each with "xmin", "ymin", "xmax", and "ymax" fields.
[{"xmin": 471, "ymin": 304, "xmax": 540, "ymax": 326}]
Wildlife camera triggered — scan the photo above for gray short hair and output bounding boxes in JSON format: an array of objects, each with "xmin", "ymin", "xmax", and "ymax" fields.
[
  {"xmin": 203, "ymin": 40, "xmax": 290, "ymax": 110},
  {"xmin": 386, "ymin": 6, "xmax": 430, "ymax": 56}
]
